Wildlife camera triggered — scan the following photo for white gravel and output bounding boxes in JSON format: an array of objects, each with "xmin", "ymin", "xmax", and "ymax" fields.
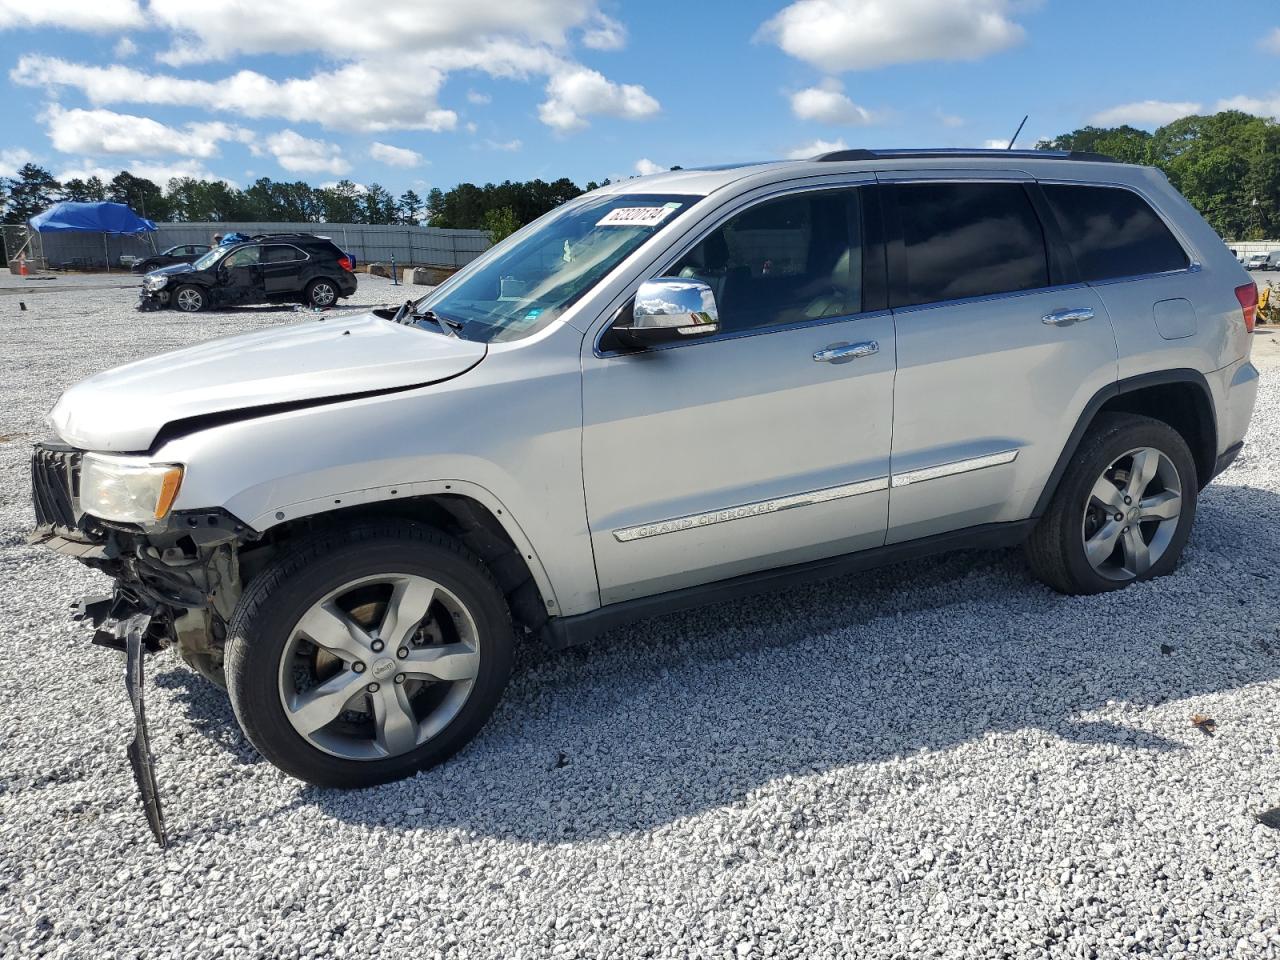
[{"xmin": 2, "ymin": 276, "xmax": 1279, "ymax": 959}]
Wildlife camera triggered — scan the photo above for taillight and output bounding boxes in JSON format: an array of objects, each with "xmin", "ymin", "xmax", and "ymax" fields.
[
  {"xmin": 338, "ymin": 256, "xmax": 353, "ymax": 272},
  {"xmin": 1236, "ymin": 282, "xmax": 1258, "ymax": 333}
]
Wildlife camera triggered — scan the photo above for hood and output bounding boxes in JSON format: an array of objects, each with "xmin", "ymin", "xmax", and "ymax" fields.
[
  {"xmin": 149, "ymin": 262, "xmax": 194, "ymax": 277},
  {"xmin": 51, "ymin": 312, "xmax": 486, "ymax": 452}
]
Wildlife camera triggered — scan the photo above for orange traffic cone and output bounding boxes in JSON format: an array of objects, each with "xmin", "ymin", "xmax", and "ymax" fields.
[{"xmin": 18, "ymin": 255, "xmax": 27, "ymax": 277}]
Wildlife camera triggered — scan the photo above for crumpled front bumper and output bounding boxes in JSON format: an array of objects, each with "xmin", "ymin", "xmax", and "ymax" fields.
[
  {"xmin": 137, "ymin": 287, "xmax": 169, "ymax": 310},
  {"xmin": 30, "ymin": 440, "xmax": 258, "ymax": 844}
]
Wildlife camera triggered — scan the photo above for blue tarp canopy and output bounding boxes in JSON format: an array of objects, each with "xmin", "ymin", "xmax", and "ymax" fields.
[{"xmin": 29, "ymin": 201, "xmax": 156, "ymax": 234}]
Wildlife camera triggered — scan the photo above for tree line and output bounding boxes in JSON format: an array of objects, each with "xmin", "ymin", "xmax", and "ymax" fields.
[
  {"xmin": 1037, "ymin": 110, "xmax": 1280, "ymax": 239},
  {"xmin": 0, "ymin": 164, "xmax": 620, "ymax": 242},
  {"xmin": 5, "ymin": 108, "xmax": 1278, "ymax": 241}
]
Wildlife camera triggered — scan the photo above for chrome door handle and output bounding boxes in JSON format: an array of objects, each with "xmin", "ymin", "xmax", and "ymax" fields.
[
  {"xmin": 1042, "ymin": 307, "xmax": 1095, "ymax": 327},
  {"xmin": 813, "ymin": 340, "xmax": 878, "ymax": 364}
]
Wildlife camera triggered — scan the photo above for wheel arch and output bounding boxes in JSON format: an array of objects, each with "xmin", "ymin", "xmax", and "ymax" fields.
[
  {"xmin": 1033, "ymin": 369, "xmax": 1218, "ymax": 517},
  {"xmin": 241, "ymin": 485, "xmax": 556, "ymax": 634}
]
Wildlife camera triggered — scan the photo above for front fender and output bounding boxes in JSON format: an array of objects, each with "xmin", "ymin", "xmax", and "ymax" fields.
[{"xmin": 247, "ymin": 477, "xmax": 562, "ymax": 617}]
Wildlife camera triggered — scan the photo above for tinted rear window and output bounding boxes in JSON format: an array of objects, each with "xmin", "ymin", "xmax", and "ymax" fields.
[
  {"xmin": 1042, "ymin": 184, "xmax": 1188, "ymax": 282},
  {"xmin": 894, "ymin": 182, "xmax": 1049, "ymax": 307}
]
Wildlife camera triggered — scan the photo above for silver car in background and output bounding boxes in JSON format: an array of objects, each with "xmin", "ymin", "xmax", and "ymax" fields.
[{"xmin": 30, "ymin": 148, "xmax": 1258, "ymax": 842}]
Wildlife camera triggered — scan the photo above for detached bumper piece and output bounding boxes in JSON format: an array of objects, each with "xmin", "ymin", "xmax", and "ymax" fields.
[{"xmin": 124, "ymin": 613, "xmax": 168, "ymax": 847}]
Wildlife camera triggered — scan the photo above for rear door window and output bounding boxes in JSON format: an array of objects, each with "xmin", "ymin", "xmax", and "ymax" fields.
[
  {"xmin": 1041, "ymin": 184, "xmax": 1189, "ymax": 281},
  {"xmin": 263, "ymin": 244, "xmax": 306, "ymax": 263},
  {"xmin": 664, "ymin": 189, "xmax": 863, "ymax": 335},
  {"xmin": 892, "ymin": 181, "xmax": 1049, "ymax": 308}
]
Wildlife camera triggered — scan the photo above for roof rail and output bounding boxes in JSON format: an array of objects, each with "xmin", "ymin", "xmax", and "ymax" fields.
[{"xmin": 813, "ymin": 148, "xmax": 1119, "ymax": 164}]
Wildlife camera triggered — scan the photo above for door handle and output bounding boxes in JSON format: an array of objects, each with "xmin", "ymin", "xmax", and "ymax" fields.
[
  {"xmin": 813, "ymin": 340, "xmax": 879, "ymax": 364},
  {"xmin": 1042, "ymin": 307, "xmax": 1095, "ymax": 327}
]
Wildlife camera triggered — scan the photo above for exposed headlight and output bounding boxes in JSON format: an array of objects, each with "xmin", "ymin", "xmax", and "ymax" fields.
[
  {"xmin": 145, "ymin": 274, "xmax": 169, "ymax": 289},
  {"xmin": 80, "ymin": 455, "xmax": 184, "ymax": 524}
]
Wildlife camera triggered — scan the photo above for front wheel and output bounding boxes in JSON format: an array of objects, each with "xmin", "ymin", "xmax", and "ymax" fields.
[
  {"xmin": 172, "ymin": 285, "xmax": 206, "ymax": 312},
  {"xmin": 225, "ymin": 524, "xmax": 513, "ymax": 787},
  {"xmin": 1026, "ymin": 413, "xmax": 1198, "ymax": 594}
]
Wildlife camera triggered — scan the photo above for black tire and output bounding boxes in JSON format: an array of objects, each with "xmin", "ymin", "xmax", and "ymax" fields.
[
  {"xmin": 224, "ymin": 523, "xmax": 513, "ymax": 787},
  {"xmin": 172, "ymin": 284, "xmax": 206, "ymax": 313},
  {"xmin": 305, "ymin": 278, "xmax": 338, "ymax": 307},
  {"xmin": 1026, "ymin": 413, "xmax": 1198, "ymax": 594}
]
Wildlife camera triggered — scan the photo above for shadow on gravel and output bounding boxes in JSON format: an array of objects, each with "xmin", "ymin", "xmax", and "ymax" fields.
[{"xmin": 168, "ymin": 483, "xmax": 1280, "ymax": 844}]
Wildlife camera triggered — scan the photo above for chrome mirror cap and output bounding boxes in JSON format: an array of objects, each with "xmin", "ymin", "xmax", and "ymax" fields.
[{"xmin": 615, "ymin": 278, "xmax": 720, "ymax": 346}]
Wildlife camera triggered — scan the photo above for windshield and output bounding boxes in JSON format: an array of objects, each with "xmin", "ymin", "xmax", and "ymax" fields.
[
  {"xmin": 191, "ymin": 247, "xmax": 227, "ymax": 270},
  {"xmin": 415, "ymin": 193, "xmax": 697, "ymax": 343}
]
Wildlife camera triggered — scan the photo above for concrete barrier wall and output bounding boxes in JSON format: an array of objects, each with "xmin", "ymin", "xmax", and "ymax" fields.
[{"xmin": 21, "ymin": 222, "xmax": 492, "ymax": 270}]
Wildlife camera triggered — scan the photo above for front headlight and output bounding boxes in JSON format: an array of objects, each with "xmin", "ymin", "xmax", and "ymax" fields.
[
  {"xmin": 145, "ymin": 274, "xmax": 169, "ymax": 289},
  {"xmin": 80, "ymin": 455, "xmax": 184, "ymax": 523}
]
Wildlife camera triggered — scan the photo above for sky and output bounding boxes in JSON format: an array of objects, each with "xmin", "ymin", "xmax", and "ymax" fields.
[{"xmin": 0, "ymin": 0, "xmax": 1278, "ymax": 197}]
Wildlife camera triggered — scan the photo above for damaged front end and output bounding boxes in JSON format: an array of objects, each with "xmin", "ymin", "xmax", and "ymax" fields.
[{"xmin": 30, "ymin": 441, "xmax": 257, "ymax": 844}]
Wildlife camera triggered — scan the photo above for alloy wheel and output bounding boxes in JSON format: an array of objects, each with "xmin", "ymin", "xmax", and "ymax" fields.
[
  {"xmin": 176, "ymin": 288, "xmax": 203, "ymax": 311},
  {"xmin": 278, "ymin": 573, "xmax": 480, "ymax": 760},
  {"xmin": 1081, "ymin": 446, "xmax": 1183, "ymax": 581},
  {"xmin": 311, "ymin": 282, "xmax": 336, "ymax": 306}
]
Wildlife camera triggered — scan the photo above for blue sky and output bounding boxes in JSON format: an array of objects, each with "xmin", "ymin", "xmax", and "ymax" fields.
[{"xmin": 1, "ymin": 0, "xmax": 1278, "ymax": 197}]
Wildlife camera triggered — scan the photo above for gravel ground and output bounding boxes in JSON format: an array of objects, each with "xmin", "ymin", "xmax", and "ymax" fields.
[{"xmin": 2, "ymin": 278, "xmax": 1279, "ymax": 959}]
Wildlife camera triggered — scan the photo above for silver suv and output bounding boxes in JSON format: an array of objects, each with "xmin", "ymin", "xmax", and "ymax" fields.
[{"xmin": 31, "ymin": 148, "xmax": 1259, "ymax": 841}]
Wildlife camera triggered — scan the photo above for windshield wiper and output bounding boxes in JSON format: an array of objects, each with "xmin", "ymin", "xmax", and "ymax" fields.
[{"xmin": 413, "ymin": 307, "xmax": 464, "ymax": 337}]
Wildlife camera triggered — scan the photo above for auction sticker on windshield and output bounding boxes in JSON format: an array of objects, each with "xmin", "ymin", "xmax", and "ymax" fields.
[{"xmin": 596, "ymin": 203, "xmax": 681, "ymax": 228}]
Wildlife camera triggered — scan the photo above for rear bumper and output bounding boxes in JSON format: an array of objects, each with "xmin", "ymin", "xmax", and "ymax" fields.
[{"xmin": 1220, "ymin": 360, "xmax": 1259, "ymax": 469}]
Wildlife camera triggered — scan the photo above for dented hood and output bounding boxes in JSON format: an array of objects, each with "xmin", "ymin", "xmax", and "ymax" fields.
[{"xmin": 50, "ymin": 312, "xmax": 486, "ymax": 452}]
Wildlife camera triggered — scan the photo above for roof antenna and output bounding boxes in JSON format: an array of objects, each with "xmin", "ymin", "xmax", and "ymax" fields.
[{"xmin": 1007, "ymin": 115, "xmax": 1028, "ymax": 150}]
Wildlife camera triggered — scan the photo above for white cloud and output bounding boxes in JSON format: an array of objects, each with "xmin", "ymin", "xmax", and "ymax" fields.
[
  {"xmin": 1089, "ymin": 100, "xmax": 1200, "ymax": 127},
  {"xmin": 113, "ymin": 36, "xmax": 138, "ymax": 58},
  {"xmin": 581, "ymin": 12, "xmax": 626, "ymax": 50},
  {"xmin": 466, "ymin": 90, "xmax": 491, "ymax": 105},
  {"xmin": 483, "ymin": 138, "xmax": 523, "ymax": 151},
  {"xmin": 790, "ymin": 79, "xmax": 875, "ymax": 124},
  {"xmin": 1216, "ymin": 93, "xmax": 1280, "ymax": 119},
  {"xmin": 14, "ymin": 30, "xmax": 657, "ymax": 135},
  {"xmin": 0, "ymin": 147, "xmax": 36, "ymax": 178},
  {"xmin": 634, "ymin": 158, "xmax": 663, "ymax": 176},
  {"xmin": 983, "ymin": 138, "xmax": 1012, "ymax": 149},
  {"xmin": 144, "ymin": 0, "xmax": 597, "ymax": 64},
  {"xmin": 1261, "ymin": 27, "xmax": 1280, "ymax": 54},
  {"xmin": 55, "ymin": 159, "xmax": 232, "ymax": 186},
  {"xmin": 0, "ymin": 0, "xmax": 143, "ymax": 31},
  {"xmin": 43, "ymin": 105, "xmax": 254, "ymax": 158},
  {"xmin": 370, "ymin": 141, "xmax": 422, "ymax": 167},
  {"xmin": 13, "ymin": 55, "xmax": 459, "ymax": 134},
  {"xmin": 759, "ymin": 0, "xmax": 1026, "ymax": 72},
  {"xmin": 538, "ymin": 66, "xmax": 659, "ymax": 131},
  {"xmin": 786, "ymin": 138, "xmax": 847, "ymax": 160},
  {"xmin": 265, "ymin": 129, "xmax": 349, "ymax": 174}
]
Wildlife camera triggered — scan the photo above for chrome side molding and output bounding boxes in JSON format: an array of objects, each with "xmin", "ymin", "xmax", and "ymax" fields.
[
  {"xmin": 613, "ymin": 476, "xmax": 889, "ymax": 542},
  {"xmin": 890, "ymin": 449, "xmax": 1019, "ymax": 488},
  {"xmin": 613, "ymin": 449, "xmax": 1020, "ymax": 541}
]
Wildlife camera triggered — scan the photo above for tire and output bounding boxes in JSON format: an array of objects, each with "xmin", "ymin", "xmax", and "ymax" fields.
[
  {"xmin": 225, "ymin": 523, "xmax": 513, "ymax": 787},
  {"xmin": 1026, "ymin": 413, "xmax": 1198, "ymax": 594},
  {"xmin": 305, "ymin": 278, "xmax": 338, "ymax": 307},
  {"xmin": 172, "ymin": 284, "xmax": 206, "ymax": 313}
]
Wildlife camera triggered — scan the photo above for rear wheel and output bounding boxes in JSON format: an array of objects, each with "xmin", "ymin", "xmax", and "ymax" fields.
[
  {"xmin": 305, "ymin": 278, "xmax": 338, "ymax": 307},
  {"xmin": 173, "ymin": 285, "xmax": 206, "ymax": 312},
  {"xmin": 225, "ymin": 523, "xmax": 513, "ymax": 787},
  {"xmin": 1026, "ymin": 413, "xmax": 1197, "ymax": 594}
]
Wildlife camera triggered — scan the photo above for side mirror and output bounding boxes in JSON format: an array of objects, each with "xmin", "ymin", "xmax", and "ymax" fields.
[{"xmin": 613, "ymin": 278, "xmax": 720, "ymax": 347}]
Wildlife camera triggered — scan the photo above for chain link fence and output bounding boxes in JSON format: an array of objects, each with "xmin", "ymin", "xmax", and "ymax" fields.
[{"xmin": 3, "ymin": 221, "xmax": 491, "ymax": 271}]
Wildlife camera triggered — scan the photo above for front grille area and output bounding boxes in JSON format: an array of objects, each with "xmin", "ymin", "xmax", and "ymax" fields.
[{"xmin": 31, "ymin": 444, "xmax": 81, "ymax": 529}]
